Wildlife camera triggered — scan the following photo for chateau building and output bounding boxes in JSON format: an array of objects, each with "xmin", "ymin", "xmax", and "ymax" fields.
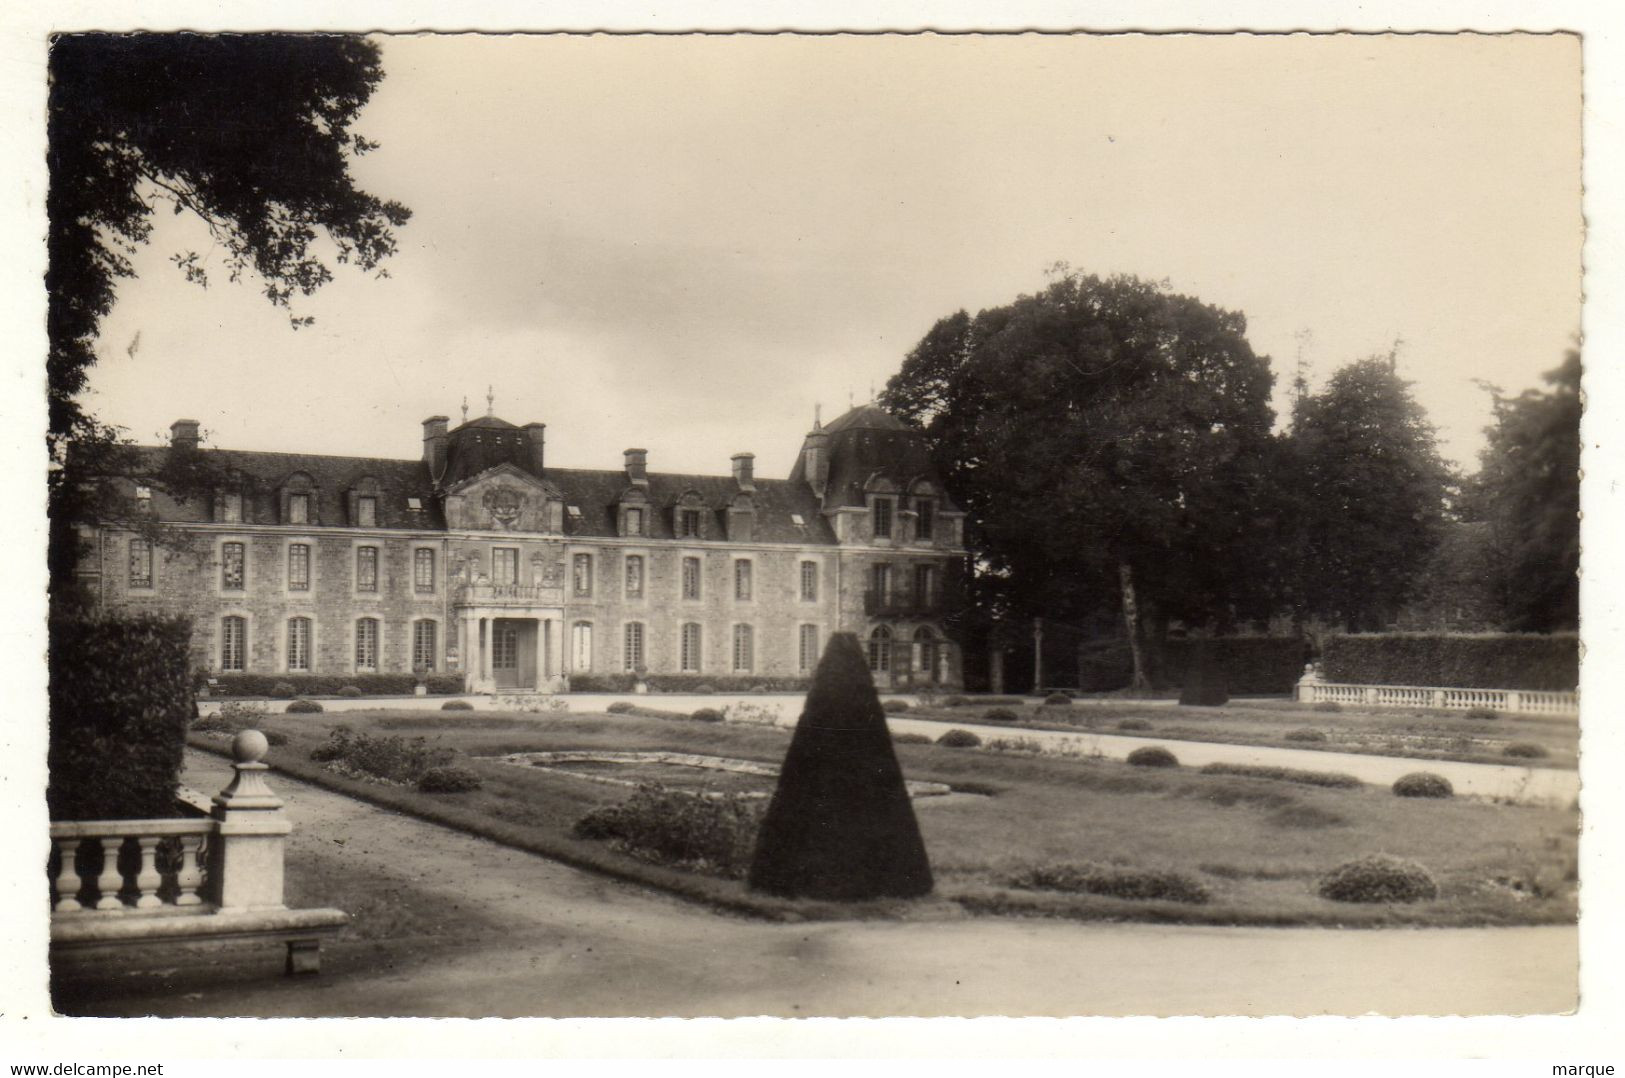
[{"xmin": 84, "ymin": 403, "xmax": 966, "ymax": 692}]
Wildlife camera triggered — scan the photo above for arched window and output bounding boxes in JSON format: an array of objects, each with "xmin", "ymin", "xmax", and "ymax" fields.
[
  {"xmin": 287, "ymin": 617, "xmax": 311, "ymax": 672},
  {"xmin": 355, "ymin": 618, "xmax": 380, "ymax": 672},
  {"xmin": 221, "ymin": 616, "xmax": 246, "ymax": 672},
  {"xmin": 914, "ymin": 626, "xmax": 939, "ymax": 683},
  {"xmin": 681, "ymin": 623, "xmax": 702, "ymax": 673},
  {"xmin": 867, "ymin": 625, "xmax": 893, "ymax": 673},
  {"xmin": 571, "ymin": 622, "xmax": 593, "ymax": 672}
]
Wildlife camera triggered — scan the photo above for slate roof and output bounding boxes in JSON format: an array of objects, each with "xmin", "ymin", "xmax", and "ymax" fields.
[{"xmin": 788, "ymin": 404, "xmax": 960, "ymax": 513}]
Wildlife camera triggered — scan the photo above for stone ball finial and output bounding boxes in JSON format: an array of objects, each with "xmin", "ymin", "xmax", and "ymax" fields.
[{"xmin": 232, "ymin": 728, "xmax": 270, "ymax": 764}]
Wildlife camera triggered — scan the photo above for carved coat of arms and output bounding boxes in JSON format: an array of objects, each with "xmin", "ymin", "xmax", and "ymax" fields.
[{"xmin": 483, "ymin": 488, "xmax": 523, "ymax": 529}]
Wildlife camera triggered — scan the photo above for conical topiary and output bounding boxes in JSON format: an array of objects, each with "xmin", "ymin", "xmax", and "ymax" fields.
[{"xmin": 747, "ymin": 631, "xmax": 933, "ymax": 900}]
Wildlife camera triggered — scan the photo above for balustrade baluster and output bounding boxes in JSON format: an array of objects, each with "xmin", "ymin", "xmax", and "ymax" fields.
[
  {"xmin": 175, "ymin": 835, "xmax": 204, "ymax": 906},
  {"xmin": 95, "ymin": 836, "xmax": 125, "ymax": 909},
  {"xmin": 53, "ymin": 840, "xmax": 82, "ymax": 912},
  {"xmin": 134, "ymin": 836, "xmax": 163, "ymax": 908}
]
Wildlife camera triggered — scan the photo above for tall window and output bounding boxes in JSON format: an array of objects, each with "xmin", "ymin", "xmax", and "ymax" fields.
[
  {"xmin": 915, "ymin": 626, "xmax": 939, "ymax": 683},
  {"xmin": 800, "ymin": 560, "xmax": 818, "ymax": 602},
  {"xmin": 493, "ymin": 547, "xmax": 519, "ymax": 587},
  {"xmin": 288, "ymin": 493, "xmax": 310, "ymax": 525},
  {"xmin": 677, "ymin": 508, "xmax": 702, "ymax": 538},
  {"xmin": 412, "ymin": 620, "xmax": 437, "ymax": 671},
  {"xmin": 732, "ymin": 624, "xmax": 754, "ymax": 673},
  {"xmin": 573, "ymin": 553, "xmax": 593, "ymax": 597},
  {"xmin": 872, "ymin": 497, "xmax": 893, "ymax": 539},
  {"xmin": 222, "ymin": 542, "xmax": 245, "ymax": 591},
  {"xmin": 355, "ymin": 618, "xmax": 379, "ymax": 672},
  {"xmin": 623, "ymin": 622, "xmax": 645, "ymax": 672},
  {"xmin": 734, "ymin": 560, "xmax": 753, "ymax": 601},
  {"xmin": 356, "ymin": 496, "xmax": 378, "ymax": 527},
  {"xmin": 625, "ymin": 507, "xmax": 644, "ymax": 536},
  {"xmin": 681, "ymin": 623, "xmax": 702, "ymax": 673},
  {"xmin": 625, "ymin": 555, "xmax": 644, "ymax": 599},
  {"xmin": 915, "ymin": 564, "xmax": 937, "ymax": 607},
  {"xmin": 221, "ymin": 616, "xmax": 246, "ymax": 671},
  {"xmin": 915, "ymin": 498, "xmax": 934, "ymax": 540},
  {"xmin": 681, "ymin": 556, "xmax": 702, "ymax": 600},
  {"xmin": 287, "ymin": 617, "xmax": 311, "ymax": 672},
  {"xmin": 872, "ymin": 563, "xmax": 893, "ymax": 602},
  {"xmin": 288, "ymin": 543, "xmax": 310, "ymax": 591},
  {"xmin": 571, "ymin": 622, "xmax": 593, "ymax": 672},
  {"xmin": 798, "ymin": 624, "xmax": 819, "ymax": 673},
  {"xmin": 414, "ymin": 548, "xmax": 436, "ymax": 593},
  {"xmin": 868, "ymin": 625, "xmax": 893, "ymax": 673},
  {"xmin": 128, "ymin": 538, "xmax": 152, "ymax": 589},
  {"xmin": 356, "ymin": 546, "xmax": 379, "ymax": 592}
]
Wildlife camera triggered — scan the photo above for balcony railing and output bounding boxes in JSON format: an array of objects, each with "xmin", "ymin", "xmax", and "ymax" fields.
[
  {"xmin": 455, "ymin": 581, "xmax": 564, "ymax": 607},
  {"xmin": 864, "ymin": 588, "xmax": 944, "ymax": 617}
]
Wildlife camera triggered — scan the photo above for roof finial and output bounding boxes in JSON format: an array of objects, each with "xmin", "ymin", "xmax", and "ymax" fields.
[
  {"xmin": 461, "ymin": 396, "xmax": 469, "ymax": 424},
  {"xmin": 486, "ymin": 385, "xmax": 495, "ymax": 417},
  {"xmin": 814, "ymin": 401, "xmax": 822, "ymax": 429}
]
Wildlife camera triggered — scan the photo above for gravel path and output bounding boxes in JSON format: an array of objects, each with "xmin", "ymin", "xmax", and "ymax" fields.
[{"xmin": 52, "ymin": 749, "xmax": 1577, "ymax": 1019}]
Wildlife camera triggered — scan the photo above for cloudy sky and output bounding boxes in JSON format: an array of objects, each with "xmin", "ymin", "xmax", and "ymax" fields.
[{"xmin": 82, "ymin": 32, "xmax": 1581, "ymax": 479}]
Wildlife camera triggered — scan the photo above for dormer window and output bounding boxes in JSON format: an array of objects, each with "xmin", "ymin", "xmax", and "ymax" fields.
[
  {"xmin": 288, "ymin": 493, "xmax": 310, "ymax": 525},
  {"xmin": 280, "ymin": 472, "xmax": 317, "ymax": 526},
  {"xmin": 626, "ymin": 507, "xmax": 644, "ymax": 536},
  {"xmin": 357, "ymin": 496, "xmax": 377, "ymax": 527},
  {"xmin": 915, "ymin": 498, "xmax": 934, "ymax": 541},
  {"xmin": 218, "ymin": 491, "xmax": 243, "ymax": 524},
  {"xmin": 135, "ymin": 485, "xmax": 152, "ymax": 513},
  {"xmin": 872, "ymin": 497, "xmax": 894, "ymax": 540},
  {"xmin": 678, "ymin": 508, "xmax": 702, "ymax": 539},
  {"xmin": 347, "ymin": 477, "xmax": 381, "ymax": 528}
]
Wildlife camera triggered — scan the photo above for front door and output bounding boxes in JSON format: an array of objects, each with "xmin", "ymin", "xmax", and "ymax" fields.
[{"xmin": 492, "ymin": 618, "xmax": 536, "ymax": 689}]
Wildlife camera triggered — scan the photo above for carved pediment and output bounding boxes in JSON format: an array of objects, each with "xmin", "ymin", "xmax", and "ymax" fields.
[{"xmin": 443, "ymin": 463, "xmax": 563, "ymax": 533}]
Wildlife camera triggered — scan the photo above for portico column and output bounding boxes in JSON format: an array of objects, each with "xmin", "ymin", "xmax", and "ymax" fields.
[
  {"xmin": 535, "ymin": 618, "xmax": 549, "ymax": 683},
  {"xmin": 548, "ymin": 617, "xmax": 563, "ymax": 684}
]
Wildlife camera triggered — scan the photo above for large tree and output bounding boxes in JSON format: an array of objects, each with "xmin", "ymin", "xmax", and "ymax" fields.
[
  {"xmin": 1466, "ymin": 351, "xmax": 1581, "ymax": 631},
  {"xmin": 47, "ymin": 33, "xmax": 411, "ymax": 607},
  {"xmin": 882, "ymin": 270, "xmax": 1280, "ymax": 687},
  {"xmin": 1284, "ymin": 357, "xmax": 1452, "ymax": 631}
]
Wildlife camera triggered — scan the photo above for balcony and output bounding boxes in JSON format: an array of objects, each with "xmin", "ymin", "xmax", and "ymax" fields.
[
  {"xmin": 454, "ymin": 581, "xmax": 565, "ymax": 608},
  {"xmin": 864, "ymin": 588, "xmax": 944, "ymax": 618}
]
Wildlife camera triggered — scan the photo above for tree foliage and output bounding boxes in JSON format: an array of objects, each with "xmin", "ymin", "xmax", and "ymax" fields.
[
  {"xmin": 1467, "ymin": 352, "xmax": 1581, "ymax": 630},
  {"xmin": 881, "ymin": 270, "xmax": 1280, "ymax": 642},
  {"xmin": 1283, "ymin": 358, "xmax": 1452, "ymax": 630}
]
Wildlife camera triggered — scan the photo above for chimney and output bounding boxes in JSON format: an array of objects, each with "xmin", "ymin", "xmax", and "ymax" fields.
[
  {"xmin": 624, "ymin": 448, "xmax": 648, "ymax": 487},
  {"xmin": 523, "ymin": 422, "xmax": 547, "ymax": 475},
  {"xmin": 422, "ymin": 415, "xmax": 449, "ymax": 478},
  {"xmin": 170, "ymin": 419, "xmax": 200, "ymax": 451},
  {"xmin": 731, "ymin": 452, "xmax": 756, "ymax": 491}
]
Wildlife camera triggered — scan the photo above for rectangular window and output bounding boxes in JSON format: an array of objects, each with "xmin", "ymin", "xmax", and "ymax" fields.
[
  {"xmin": 222, "ymin": 542, "xmax": 245, "ymax": 591},
  {"xmin": 414, "ymin": 548, "xmax": 436, "ymax": 593},
  {"xmin": 678, "ymin": 508, "xmax": 702, "ymax": 538},
  {"xmin": 128, "ymin": 538, "xmax": 152, "ymax": 589},
  {"xmin": 915, "ymin": 498, "xmax": 934, "ymax": 540},
  {"xmin": 681, "ymin": 623, "xmax": 702, "ymax": 673},
  {"xmin": 799, "ymin": 624, "xmax": 819, "ymax": 673},
  {"xmin": 800, "ymin": 560, "xmax": 818, "ymax": 602},
  {"xmin": 288, "ymin": 493, "xmax": 309, "ymax": 525},
  {"xmin": 357, "ymin": 496, "xmax": 377, "ymax": 527},
  {"xmin": 915, "ymin": 564, "xmax": 937, "ymax": 607},
  {"xmin": 571, "ymin": 622, "xmax": 593, "ymax": 672},
  {"xmin": 287, "ymin": 618, "xmax": 311, "ymax": 672},
  {"xmin": 681, "ymin": 556, "xmax": 701, "ymax": 600},
  {"xmin": 872, "ymin": 563, "xmax": 893, "ymax": 602},
  {"xmin": 221, "ymin": 616, "xmax": 246, "ymax": 672},
  {"xmin": 356, "ymin": 546, "xmax": 378, "ymax": 592},
  {"xmin": 625, "ymin": 555, "xmax": 644, "ymax": 599},
  {"xmin": 355, "ymin": 619, "xmax": 379, "ymax": 672},
  {"xmin": 219, "ymin": 492, "xmax": 242, "ymax": 524},
  {"xmin": 872, "ymin": 497, "xmax": 893, "ymax": 539},
  {"xmin": 135, "ymin": 485, "xmax": 152, "ymax": 513},
  {"xmin": 493, "ymin": 547, "xmax": 519, "ymax": 587},
  {"xmin": 732, "ymin": 624, "xmax": 754, "ymax": 673},
  {"xmin": 288, "ymin": 543, "xmax": 310, "ymax": 591},
  {"xmin": 412, "ymin": 620, "xmax": 437, "ymax": 672},
  {"xmin": 734, "ymin": 560, "xmax": 752, "ymax": 601},
  {"xmin": 623, "ymin": 622, "xmax": 645, "ymax": 672},
  {"xmin": 573, "ymin": 553, "xmax": 593, "ymax": 597},
  {"xmin": 625, "ymin": 507, "xmax": 644, "ymax": 536}
]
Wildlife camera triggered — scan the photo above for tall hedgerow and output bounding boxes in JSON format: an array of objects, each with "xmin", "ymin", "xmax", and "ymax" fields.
[{"xmin": 748, "ymin": 632, "xmax": 933, "ymax": 900}]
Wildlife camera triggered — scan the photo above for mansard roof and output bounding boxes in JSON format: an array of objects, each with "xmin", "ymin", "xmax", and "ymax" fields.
[{"xmin": 790, "ymin": 403, "xmax": 959, "ymax": 513}]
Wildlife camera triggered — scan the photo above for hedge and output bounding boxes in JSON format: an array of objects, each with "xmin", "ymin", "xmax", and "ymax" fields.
[
  {"xmin": 1322, "ymin": 633, "xmax": 1578, "ymax": 691},
  {"xmin": 569, "ymin": 673, "xmax": 812, "ymax": 694},
  {"xmin": 1077, "ymin": 637, "xmax": 1309, "ymax": 695},
  {"xmin": 199, "ymin": 672, "xmax": 464, "ymax": 697},
  {"xmin": 50, "ymin": 615, "xmax": 196, "ymax": 820}
]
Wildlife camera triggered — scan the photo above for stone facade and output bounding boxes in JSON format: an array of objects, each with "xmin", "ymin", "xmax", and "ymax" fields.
[{"xmin": 88, "ymin": 404, "xmax": 966, "ymax": 692}]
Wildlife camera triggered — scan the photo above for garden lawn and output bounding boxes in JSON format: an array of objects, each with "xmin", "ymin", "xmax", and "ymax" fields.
[
  {"xmin": 909, "ymin": 697, "xmax": 1578, "ymax": 769},
  {"xmin": 191, "ymin": 707, "xmax": 1578, "ymax": 928}
]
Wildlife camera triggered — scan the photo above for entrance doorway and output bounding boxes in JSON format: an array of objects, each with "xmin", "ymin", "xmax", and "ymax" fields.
[{"xmin": 492, "ymin": 618, "xmax": 537, "ymax": 690}]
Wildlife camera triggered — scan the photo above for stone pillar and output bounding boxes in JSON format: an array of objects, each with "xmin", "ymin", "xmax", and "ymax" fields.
[
  {"xmin": 209, "ymin": 730, "xmax": 292, "ymax": 911},
  {"xmin": 990, "ymin": 648, "xmax": 1005, "ymax": 695},
  {"xmin": 548, "ymin": 616, "xmax": 564, "ymax": 689},
  {"xmin": 1295, "ymin": 663, "xmax": 1321, "ymax": 704}
]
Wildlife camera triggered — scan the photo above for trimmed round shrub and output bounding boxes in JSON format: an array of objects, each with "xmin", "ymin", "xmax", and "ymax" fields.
[
  {"xmin": 1115, "ymin": 717, "xmax": 1152, "ymax": 732},
  {"xmin": 983, "ymin": 707, "xmax": 1019, "ymax": 723},
  {"xmin": 1127, "ymin": 745, "xmax": 1179, "ymax": 768},
  {"xmin": 1463, "ymin": 707, "xmax": 1499, "ymax": 721},
  {"xmin": 941, "ymin": 695, "xmax": 967, "ymax": 708},
  {"xmin": 271, "ymin": 681, "xmax": 297, "ymax": 699},
  {"xmin": 1007, "ymin": 862, "xmax": 1210, "ymax": 905},
  {"xmin": 285, "ymin": 698, "xmax": 324, "ymax": 714},
  {"xmin": 1317, "ymin": 854, "xmax": 1438, "ymax": 903},
  {"xmin": 338, "ymin": 685, "xmax": 363, "ymax": 698},
  {"xmin": 1313, "ymin": 701, "xmax": 1343, "ymax": 713},
  {"xmin": 441, "ymin": 699, "xmax": 474, "ymax": 711},
  {"xmin": 693, "ymin": 684, "xmax": 716, "ymax": 695},
  {"xmin": 1392, "ymin": 771, "xmax": 1454, "ymax": 798},
  {"xmin": 892, "ymin": 731, "xmax": 932, "ymax": 745},
  {"xmin": 881, "ymin": 699, "xmax": 910, "ymax": 713},
  {"xmin": 417, "ymin": 764, "xmax": 484, "ymax": 793},
  {"xmin": 1284, "ymin": 727, "xmax": 1327, "ymax": 742},
  {"xmin": 606, "ymin": 701, "xmax": 636, "ymax": 714},
  {"xmin": 937, "ymin": 729, "xmax": 982, "ymax": 749},
  {"xmin": 1503, "ymin": 741, "xmax": 1549, "ymax": 759},
  {"xmin": 749, "ymin": 685, "xmax": 768, "ymax": 694},
  {"xmin": 1043, "ymin": 693, "xmax": 1073, "ymax": 707},
  {"xmin": 690, "ymin": 707, "xmax": 724, "ymax": 723}
]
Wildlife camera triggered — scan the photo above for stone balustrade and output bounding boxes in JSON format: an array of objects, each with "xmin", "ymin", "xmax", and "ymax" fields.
[
  {"xmin": 1296, "ymin": 669, "xmax": 1577, "ymax": 716},
  {"xmin": 49, "ymin": 730, "xmax": 348, "ymax": 975}
]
